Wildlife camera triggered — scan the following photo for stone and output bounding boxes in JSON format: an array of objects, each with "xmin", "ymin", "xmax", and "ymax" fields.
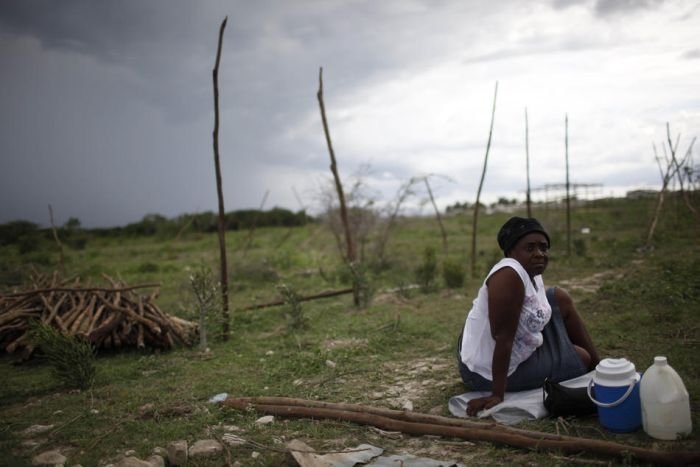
[
  {"xmin": 188, "ymin": 439, "xmax": 223, "ymax": 459},
  {"xmin": 151, "ymin": 447, "xmax": 167, "ymax": 457},
  {"xmin": 222, "ymin": 424, "xmax": 243, "ymax": 432},
  {"xmin": 167, "ymin": 440, "xmax": 188, "ymax": 466},
  {"xmin": 114, "ymin": 457, "xmax": 151, "ymax": 467},
  {"xmin": 145, "ymin": 455, "xmax": 165, "ymax": 467},
  {"xmin": 137, "ymin": 403, "xmax": 155, "ymax": 419},
  {"xmin": 221, "ymin": 433, "xmax": 246, "ymax": 446},
  {"xmin": 31, "ymin": 449, "xmax": 66, "ymax": 466},
  {"xmin": 22, "ymin": 425, "xmax": 54, "ymax": 437},
  {"xmin": 255, "ymin": 415, "xmax": 274, "ymax": 425}
]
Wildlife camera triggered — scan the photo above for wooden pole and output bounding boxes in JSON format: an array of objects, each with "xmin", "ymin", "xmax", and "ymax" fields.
[
  {"xmin": 212, "ymin": 17, "xmax": 230, "ymax": 340},
  {"xmin": 317, "ymin": 67, "xmax": 360, "ymax": 306},
  {"xmin": 471, "ymin": 81, "xmax": 498, "ymax": 278},
  {"xmin": 424, "ymin": 176, "xmax": 448, "ymax": 254},
  {"xmin": 317, "ymin": 67, "xmax": 356, "ymax": 266},
  {"xmin": 565, "ymin": 114, "xmax": 571, "ymax": 256},
  {"xmin": 524, "ymin": 108, "xmax": 532, "ymax": 218}
]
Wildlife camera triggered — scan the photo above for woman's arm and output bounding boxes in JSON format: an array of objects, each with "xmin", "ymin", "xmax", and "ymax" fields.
[{"xmin": 466, "ymin": 267, "xmax": 524, "ymax": 416}]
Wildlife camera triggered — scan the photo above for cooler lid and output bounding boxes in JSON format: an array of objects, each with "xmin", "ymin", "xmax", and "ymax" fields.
[{"xmin": 594, "ymin": 358, "xmax": 639, "ymax": 386}]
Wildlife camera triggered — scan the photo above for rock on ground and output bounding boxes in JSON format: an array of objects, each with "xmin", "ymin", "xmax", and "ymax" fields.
[
  {"xmin": 31, "ymin": 449, "xmax": 66, "ymax": 466},
  {"xmin": 188, "ymin": 439, "xmax": 223, "ymax": 459},
  {"xmin": 166, "ymin": 440, "xmax": 188, "ymax": 466}
]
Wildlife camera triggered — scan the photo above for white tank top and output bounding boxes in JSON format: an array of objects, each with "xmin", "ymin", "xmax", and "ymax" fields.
[{"xmin": 459, "ymin": 258, "xmax": 552, "ymax": 380}]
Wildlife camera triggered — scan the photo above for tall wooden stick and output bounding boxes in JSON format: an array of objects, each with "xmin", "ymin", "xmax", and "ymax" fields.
[
  {"xmin": 424, "ymin": 176, "xmax": 448, "ymax": 254},
  {"xmin": 317, "ymin": 68, "xmax": 356, "ymax": 266},
  {"xmin": 212, "ymin": 17, "xmax": 230, "ymax": 340},
  {"xmin": 565, "ymin": 114, "xmax": 571, "ymax": 256},
  {"xmin": 524, "ymin": 108, "xmax": 532, "ymax": 218},
  {"xmin": 666, "ymin": 123, "xmax": 699, "ymax": 221},
  {"xmin": 471, "ymin": 81, "xmax": 498, "ymax": 278}
]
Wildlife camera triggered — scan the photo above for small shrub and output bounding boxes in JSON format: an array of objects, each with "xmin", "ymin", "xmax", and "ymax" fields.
[
  {"xmin": 67, "ymin": 236, "xmax": 88, "ymax": 250},
  {"xmin": 189, "ymin": 265, "xmax": 219, "ymax": 348},
  {"xmin": 17, "ymin": 234, "xmax": 41, "ymax": 254},
  {"xmin": 443, "ymin": 258, "xmax": 466, "ymax": 289},
  {"xmin": 278, "ymin": 283, "xmax": 307, "ymax": 330},
  {"xmin": 349, "ymin": 261, "xmax": 372, "ymax": 308},
  {"xmin": 573, "ymin": 238, "xmax": 587, "ymax": 257},
  {"xmin": 415, "ymin": 246, "xmax": 438, "ymax": 293},
  {"xmin": 30, "ymin": 321, "xmax": 96, "ymax": 390}
]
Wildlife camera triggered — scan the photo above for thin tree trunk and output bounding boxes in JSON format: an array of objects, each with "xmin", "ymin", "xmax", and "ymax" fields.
[
  {"xmin": 317, "ymin": 67, "xmax": 360, "ymax": 306},
  {"xmin": 666, "ymin": 123, "xmax": 699, "ymax": 221},
  {"xmin": 565, "ymin": 114, "xmax": 571, "ymax": 256},
  {"xmin": 424, "ymin": 176, "xmax": 448, "ymax": 254},
  {"xmin": 317, "ymin": 67, "xmax": 355, "ymax": 265},
  {"xmin": 524, "ymin": 108, "xmax": 532, "ymax": 218},
  {"xmin": 471, "ymin": 81, "xmax": 498, "ymax": 278},
  {"xmin": 212, "ymin": 17, "xmax": 230, "ymax": 340}
]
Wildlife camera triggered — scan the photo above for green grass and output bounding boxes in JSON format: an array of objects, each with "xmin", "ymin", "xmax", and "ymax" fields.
[{"xmin": 1, "ymin": 195, "xmax": 699, "ymax": 466}]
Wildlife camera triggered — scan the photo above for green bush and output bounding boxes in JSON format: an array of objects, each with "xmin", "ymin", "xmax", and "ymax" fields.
[
  {"xmin": 442, "ymin": 258, "xmax": 466, "ymax": 289},
  {"xmin": 278, "ymin": 283, "xmax": 307, "ymax": 331},
  {"xmin": 349, "ymin": 261, "xmax": 372, "ymax": 308},
  {"xmin": 17, "ymin": 234, "xmax": 41, "ymax": 254},
  {"xmin": 30, "ymin": 322, "xmax": 96, "ymax": 390},
  {"xmin": 415, "ymin": 246, "xmax": 438, "ymax": 293}
]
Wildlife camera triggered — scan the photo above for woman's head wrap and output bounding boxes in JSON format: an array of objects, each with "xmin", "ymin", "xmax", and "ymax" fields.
[{"xmin": 497, "ymin": 217, "xmax": 550, "ymax": 255}]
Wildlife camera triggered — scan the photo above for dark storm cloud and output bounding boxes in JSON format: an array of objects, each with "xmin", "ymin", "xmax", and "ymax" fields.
[{"xmin": 1, "ymin": 1, "xmax": 697, "ymax": 227}]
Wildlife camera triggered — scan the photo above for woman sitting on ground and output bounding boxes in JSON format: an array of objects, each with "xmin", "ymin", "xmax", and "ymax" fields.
[{"xmin": 457, "ymin": 216, "xmax": 600, "ymax": 416}]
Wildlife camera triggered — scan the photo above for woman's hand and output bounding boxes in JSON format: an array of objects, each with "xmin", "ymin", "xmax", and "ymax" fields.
[{"xmin": 466, "ymin": 394, "xmax": 504, "ymax": 417}]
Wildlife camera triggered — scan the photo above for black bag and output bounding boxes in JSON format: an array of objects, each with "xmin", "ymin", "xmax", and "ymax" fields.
[{"xmin": 542, "ymin": 378, "xmax": 597, "ymax": 417}]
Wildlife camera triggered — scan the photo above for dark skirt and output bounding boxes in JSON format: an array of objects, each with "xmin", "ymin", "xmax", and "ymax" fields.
[{"xmin": 457, "ymin": 287, "xmax": 587, "ymax": 392}]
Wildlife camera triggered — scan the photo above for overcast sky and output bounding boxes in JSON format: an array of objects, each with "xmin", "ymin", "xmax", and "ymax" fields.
[{"xmin": 1, "ymin": 0, "xmax": 698, "ymax": 228}]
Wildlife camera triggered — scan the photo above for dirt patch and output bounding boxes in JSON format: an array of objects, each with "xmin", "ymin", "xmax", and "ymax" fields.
[
  {"xmin": 368, "ymin": 357, "xmax": 453, "ymax": 411},
  {"xmin": 323, "ymin": 337, "xmax": 369, "ymax": 351},
  {"xmin": 558, "ymin": 263, "xmax": 641, "ymax": 294}
]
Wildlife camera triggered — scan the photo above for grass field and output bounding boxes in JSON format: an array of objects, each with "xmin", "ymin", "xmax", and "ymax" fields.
[{"xmin": 1, "ymin": 195, "xmax": 698, "ymax": 466}]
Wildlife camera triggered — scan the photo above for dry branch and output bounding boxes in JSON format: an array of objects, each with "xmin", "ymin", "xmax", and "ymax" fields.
[
  {"xmin": 238, "ymin": 287, "xmax": 354, "ymax": 311},
  {"xmin": 212, "ymin": 16, "xmax": 231, "ymax": 341},
  {"xmin": 317, "ymin": 67, "xmax": 356, "ymax": 266},
  {"xmin": 0, "ymin": 275, "xmax": 197, "ymax": 357},
  {"xmin": 222, "ymin": 396, "xmax": 699, "ymax": 466},
  {"xmin": 471, "ymin": 81, "xmax": 498, "ymax": 278}
]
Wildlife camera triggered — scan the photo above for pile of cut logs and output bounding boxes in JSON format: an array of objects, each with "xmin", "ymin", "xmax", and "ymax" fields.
[{"xmin": 0, "ymin": 273, "xmax": 198, "ymax": 359}]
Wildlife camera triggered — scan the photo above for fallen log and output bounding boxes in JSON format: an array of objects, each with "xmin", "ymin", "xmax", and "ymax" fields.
[
  {"xmin": 239, "ymin": 287, "xmax": 354, "ymax": 311},
  {"xmin": 222, "ymin": 397, "xmax": 700, "ymax": 466}
]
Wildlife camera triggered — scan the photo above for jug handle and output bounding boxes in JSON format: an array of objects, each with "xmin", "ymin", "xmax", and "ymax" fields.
[{"xmin": 586, "ymin": 379, "xmax": 636, "ymax": 408}]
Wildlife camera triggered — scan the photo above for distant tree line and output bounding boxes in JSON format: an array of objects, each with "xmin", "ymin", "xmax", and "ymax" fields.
[
  {"xmin": 445, "ymin": 197, "xmax": 518, "ymax": 214},
  {"xmin": 0, "ymin": 208, "xmax": 312, "ymax": 250}
]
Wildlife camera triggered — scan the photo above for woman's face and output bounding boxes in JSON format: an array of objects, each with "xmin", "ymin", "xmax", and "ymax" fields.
[{"xmin": 507, "ymin": 232, "xmax": 549, "ymax": 277}]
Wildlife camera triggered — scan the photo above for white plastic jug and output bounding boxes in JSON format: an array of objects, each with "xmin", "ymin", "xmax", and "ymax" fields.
[{"xmin": 640, "ymin": 356, "xmax": 692, "ymax": 440}]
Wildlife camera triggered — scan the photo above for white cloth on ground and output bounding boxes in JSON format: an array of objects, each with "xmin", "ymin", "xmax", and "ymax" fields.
[{"xmin": 448, "ymin": 371, "xmax": 594, "ymax": 425}]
